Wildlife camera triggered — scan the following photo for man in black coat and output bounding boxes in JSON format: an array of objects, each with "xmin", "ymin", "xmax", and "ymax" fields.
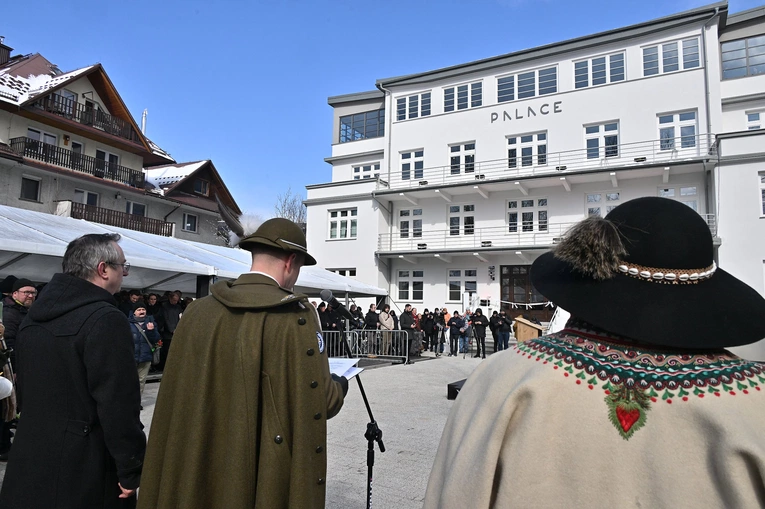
[
  {"xmin": 399, "ymin": 304, "xmax": 417, "ymax": 363},
  {"xmin": 155, "ymin": 291, "xmax": 183, "ymax": 372},
  {"xmin": 0, "ymin": 233, "xmax": 146, "ymax": 509}
]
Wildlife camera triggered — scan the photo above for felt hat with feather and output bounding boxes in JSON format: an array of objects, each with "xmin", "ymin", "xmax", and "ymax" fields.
[
  {"xmin": 530, "ymin": 197, "xmax": 765, "ymax": 348},
  {"xmin": 216, "ymin": 196, "xmax": 316, "ymax": 266}
]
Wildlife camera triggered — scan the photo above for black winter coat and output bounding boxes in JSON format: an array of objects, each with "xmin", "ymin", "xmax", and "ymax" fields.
[
  {"xmin": 0, "ymin": 273, "xmax": 146, "ymax": 509},
  {"xmin": 364, "ymin": 310, "xmax": 379, "ymax": 329},
  {"xmin": 130, "ymin": 315, "xmax": 161, "ymax": 364},
  {"xmin": 472, "ymin": 313, "xmax": 489, "ymax": 337},
  {"xmin": 1, "ymin": 295, "xmax": 27, "ymax": 351}
]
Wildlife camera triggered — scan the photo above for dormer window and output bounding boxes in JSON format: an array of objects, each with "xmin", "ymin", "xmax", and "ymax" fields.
[{"xmin": 194, "ymin": 178, "xmax": 210, "ymax": 196}]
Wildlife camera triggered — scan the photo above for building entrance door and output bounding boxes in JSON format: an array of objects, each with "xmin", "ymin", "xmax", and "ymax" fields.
[{"xmin": 499, "ymin": 265, "xmax": 554, "ymax": 322}]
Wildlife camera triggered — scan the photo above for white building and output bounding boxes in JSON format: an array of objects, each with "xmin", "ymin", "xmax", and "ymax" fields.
[{"xmin": 305, "ymin": 2, "xmax": 765, "ymax": 357}]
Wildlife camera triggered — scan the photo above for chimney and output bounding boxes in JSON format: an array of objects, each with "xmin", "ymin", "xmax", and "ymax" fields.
[{"xmin": 0, "ymin": 37, "xmax": 12, "ymax": 67}]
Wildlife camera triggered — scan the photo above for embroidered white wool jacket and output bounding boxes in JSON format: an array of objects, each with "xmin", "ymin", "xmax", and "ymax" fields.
[{"xmin": 424, "ymin": 326, "xmax": 765, "ymax": 509}]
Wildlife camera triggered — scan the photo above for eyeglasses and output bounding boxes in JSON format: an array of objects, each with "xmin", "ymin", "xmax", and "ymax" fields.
[
  {"xmin": 107, "ymin": 261, "xmax": 131, "ymax": 275},
  {"xmin": 18, "ymin": 290, "xmax": 37, "ymax": 296}
]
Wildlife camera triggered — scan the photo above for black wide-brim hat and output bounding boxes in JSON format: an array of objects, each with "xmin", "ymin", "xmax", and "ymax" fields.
[{"xmin": 531, "ymin": 197, "xmax": 765, "ymax": 349}]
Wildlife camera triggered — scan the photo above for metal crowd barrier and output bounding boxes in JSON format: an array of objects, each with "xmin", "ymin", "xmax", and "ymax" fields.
[{"xmin": 321, "ymin": 329, "xmax": 411, "ymax": 364}]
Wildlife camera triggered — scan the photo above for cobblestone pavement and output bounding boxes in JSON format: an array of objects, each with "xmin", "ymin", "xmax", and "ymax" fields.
[{"xmin": 0, "ymin": 352, "xmax": 487, "ymax": 507}]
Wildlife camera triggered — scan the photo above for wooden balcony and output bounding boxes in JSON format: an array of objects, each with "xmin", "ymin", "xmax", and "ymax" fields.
[
  {"xmin": 30, "ymin": 94, "xmax": 142, "ymax": 145},
  {"xmin": 9, "ymin": 137, "xmax": 144, "ymax": 188},
  {"xmin": 68, "ymin": 201, "xmax": 174, "ymax": 237}
]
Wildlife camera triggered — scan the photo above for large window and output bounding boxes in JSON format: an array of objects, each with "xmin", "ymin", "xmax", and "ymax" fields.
[
  {"xmin": 20, "ymin": 176, "xmax": 41, "ymax": 201},
  {"xmin": 585, "ymin": 122, "xmax": 619, "ymax": 159},
  {"xmin": 401, "ymin": 150, "xmax": 424, "ymax": 180},
  {"xmin": 449, "ymin": 204, "xmax": 475, "ymax": 236},
  {"xmin": 721, "ymin": 35, "xmax": 765, "ymax": 80},
  {"xmin": 353, "ymin": 162, "xmax": 380, "ymax": 180},
  {"xmin": 182, "ymin": 213, "xmax": 198, "ymax": 233},
  {"xmin": 643, "ymin": 38, "xmax": 700, "ymax": 76},
  {"xmin": 508, "ymin": 198, "xmax": 548, "ymax": 232},
  {"xmin": 658, "ymin": 111, "xmax": 697, "ymax": 150},
  {"xmin": 574, "ymin": 53, "xmax": 625, "ymax": 88},
  {"xmin": 26, "ymin": 128, "xmax": 56, "ymax": 155},
  {"xmin": 497, "ymin": 66, "xmax": 557, "ymax": 103},
  {"xmin": 508, "ymin": 132, "xmax": 547, "ymax": 169},
  {"xmin": 398, "ymin": 270, "xmax": 424, "ymax": 301},
  {"xmin": 449, "ymin": 143, "xmax": 475, "ymax": 175},
  {"xmin": 329, "ymin": 208, "xmax": 357, "ymax": 239},
  {"xmin": 658, "ymin": 185, "xmax": 699, "ymax": 211},
  {"xmin": 396, "ymin": 92, "xmax": 431, "ymax": 120},
  {"xmin": 399, "ymin": 208, "xmax": 423, "ymax": 238},
  {"xmin": 447, "ymin": 269, "xmax": 477, "ymax": 302},
  {"xmin": 586, "ymin": 192, "xmax": 621, "ymax": 217},
  {"xmin": 126, "ymin": 201, "xmax": 146, "ymax": 216},
  {"xmin": 74, "ymin": 189, "xmax": 98, "ymax": 206},
  {"xmin": 444, "ymin": 82, "xmax": 482, "ymax": 112},
  {"xmin": 339, "ymin": 109, "xmax": 385, "ymax": 143}
]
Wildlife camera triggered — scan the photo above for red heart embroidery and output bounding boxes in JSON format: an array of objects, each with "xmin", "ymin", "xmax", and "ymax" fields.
[{"xmin": 615, "ymin": 406, "xmax": 640, "ymax": 432}]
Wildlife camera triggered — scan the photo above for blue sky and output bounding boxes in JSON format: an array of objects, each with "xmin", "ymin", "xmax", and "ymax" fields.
[{"xmin": 3, "ymin": 0, "xmax": 761, "ymax": 217}]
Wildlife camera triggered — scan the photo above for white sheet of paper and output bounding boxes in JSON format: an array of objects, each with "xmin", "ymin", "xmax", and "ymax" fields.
[{"xmin": 329, "ymin": 358, "xmax": 363, "ymax": 379}]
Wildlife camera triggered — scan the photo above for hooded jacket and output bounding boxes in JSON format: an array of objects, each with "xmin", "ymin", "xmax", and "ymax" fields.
[
  {"xmin": 0, "ymin": 273, "xmax": 145, "ymax": 509},
  {"xmin": 137, "ymin": 273, "xmax": 345, "ymax": 509},
  {"xmin": 130, "ymin": 314, "xmax": 160, "ymax": 364}
]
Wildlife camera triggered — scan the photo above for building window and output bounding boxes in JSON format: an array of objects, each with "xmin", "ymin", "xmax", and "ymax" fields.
[
  {"xmin": 401, "ymin": 150, "xmax": 424, "ymax": 180},
  {"xmin": 193, "ymin": 179, "xmax": 210, "ymax": 196},
  {"xmin": 643, "ymin": 38, "xmax": 700, "ymax": 76},
  {"xmin": 574, "ymin": 53, "xmax": 625, "ymax": 89},
  {"xmin": 399, "ymin": 208, "xmax": 423, "ymax": 238},
  {"xmin": 339, "ymin": 109, "xmax": 385, "ymax": 143},
  {"xmin": 126, "ymin": 201, "xmax": 146, "ymax": 216},
  {"xmin": 182, "ymin": 213, "xmax": 198, "ymax": 232},
  {"xmin": 658, "ymin": 186, "xmax": 699, "ymax": 211},
  {"xmin": 586, "ymin": 192, "xmax": 621, "ymax": 217},
  {"xmin": 721, "ymin": 35, "xmax": 765, "ymax": 80},
  {"xmin": 74, "ymin": 189, "xmax": 98, "ymax": 206},
  {"xmin": 398, "ymin": 270, "xmax": 424, "ymax": 301},
  {"xmin": 497, "ymin": 66, "xmax": 557, "ymax": 102},
  {"xmin": 585, "ymin": 122, "xmax": 619, "ymax": 159},
  {"xmin": 760, "ymin": 172, "xmax": 765, "ymax": 215},
  {"xmin": 95, "ymin": 149, "xmax": 120, "ymax": 176},
  {"xmin": 353, "ymin": 163, "xmax": 381, "ymax": 180},
  {"xmin": 20, "ymin": 176, "xmax": 41, "ymax": 201},
  {"xmin": 449, "ymin": 143, "xmax": 475, "ymax": 175},
  {"xmin": 658, "ymin": 111, "xmax": 697, "ymax": 150},
  {"xmin": 447, "ymin": 269, "xmax": 477, "ymax": 302},
  {"xmin": 449, "ymin": 204, "xmax": 475, "ymax": 236},
  {"xmin": 329, "ymin": 208, "xmax": 357, "ymax": 239},
  {"xmin": 329, "ymin": 268, "xmax": 357, "ymax": 277},
  {"xmin": 508, "ymin": 132, "xmax": 547, "ymax": 168},
  {"xmin": 508, "ymin": 198, "xmax": 548, "ymax": 232},
  {"xmin": 396, "ymin": 92, "xmax": 431, "ymax": 120},
  {"xmin": 53, "ymin": 89, "xmax": 77, "ymax": 116},
  {"xmin": 747, "ymin": 112, "xmax": 762, "ymax": 130},
  {"xmin": 444, "ymin": 82, "xmax": 482, "ymax": 112}
]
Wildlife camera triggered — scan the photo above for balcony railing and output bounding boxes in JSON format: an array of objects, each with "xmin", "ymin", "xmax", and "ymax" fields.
[
  {"xmin": 69, "ymin": 201, "xmax": 174, "ymax": 237},
  {"xmin": 378, "ymin": 214, "xmax": 717, "ymax": 254},
  {"xmin": 9, "ymin": 137, "xmax": 144, "ymax": 188},
  {"xmin": 383, "ymin": 134, "xmax": 716, "ymax": 191},
  {"xmin": 30, "ymin": 94, "xmax": 142, "ymax": 145}
]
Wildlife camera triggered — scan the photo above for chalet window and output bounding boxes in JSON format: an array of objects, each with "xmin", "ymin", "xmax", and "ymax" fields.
[
  {"xmin": 74, "ymin": 189, "xmax": 98, "ymax": 206},
  {"xmin": 20, "ymin": 176, "xmax": 41, "ymax": 201},
  {"xmin": 183, "ymin": 213, "xmax": 198, "ymax": 232},
  {"xmin": 126, "ymin": 201, "xmax": 146, "ymax": 216}
]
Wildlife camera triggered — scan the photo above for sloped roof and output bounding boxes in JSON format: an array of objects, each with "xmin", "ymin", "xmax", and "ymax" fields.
[
  {"xmin": 146, "ymin": 138, "xmax": 175, "ymax": 164},
  {"xmin": 0, "ymin": 64, "xmax": 95, "ymax": 105},
  {"xmin": 144, "ymin": 161, "xmax": 208, "ymax": 192}
]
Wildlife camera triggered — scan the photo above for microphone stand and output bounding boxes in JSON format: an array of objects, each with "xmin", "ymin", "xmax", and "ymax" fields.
[{"xmin": 336, "ymin": 303, "xmax": 385, "ymax": 509}]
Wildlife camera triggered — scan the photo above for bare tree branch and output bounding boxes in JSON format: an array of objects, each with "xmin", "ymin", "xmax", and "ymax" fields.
[{"xmin": 273, "ymin": 187, "xmax": 306, "ymax": 227}]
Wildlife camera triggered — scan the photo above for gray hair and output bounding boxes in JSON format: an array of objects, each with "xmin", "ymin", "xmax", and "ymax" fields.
[{"xmin": 62, "ymin": 233, "xmax": 122, "ymax": 280}]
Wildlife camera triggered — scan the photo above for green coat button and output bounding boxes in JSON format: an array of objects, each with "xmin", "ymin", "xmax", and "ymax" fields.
[
  {"xmin": 310, "ymin": 380, "xmax": 318, "ymax": 388},
  {"xmin": 274, "ymin": 435, "xmax": 283, "ymax": 444},
  {"xmin": 307, "ymin": 348, "xmax": 315, "ymax": 356},
  {"xmin": 298, "ymin": 317, "xmax": 306, "ymax": 325}
]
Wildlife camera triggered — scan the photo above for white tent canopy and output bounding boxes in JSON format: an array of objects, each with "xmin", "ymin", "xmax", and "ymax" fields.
[{"xmin": 0, "ymin": 205, "xmax": 387, "ymax": 297}]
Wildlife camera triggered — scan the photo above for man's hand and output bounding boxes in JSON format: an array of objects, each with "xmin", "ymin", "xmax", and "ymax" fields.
[
  {"xmin": 118, "ymin": 483, "xmax": 135, "ymax": 499},
  {"xmin": 146, "ymin": 322, "xmax": 155, "ymax": 331}
]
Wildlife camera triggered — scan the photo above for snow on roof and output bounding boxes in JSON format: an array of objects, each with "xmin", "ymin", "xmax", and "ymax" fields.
[
  {"xmin": 146, "ymin": 138, "xmax": 175, "ymax": 162},
  {"xmin": 0, "ymin": 65, "xmax": 95, "ymax": 106},
  {"xmin": 143, "ymin": 161, "xmax": 208, "ymax": 192}
]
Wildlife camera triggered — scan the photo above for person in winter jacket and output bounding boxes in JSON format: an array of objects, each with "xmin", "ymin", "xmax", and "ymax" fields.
[
  {"xmin": 378, "ymin": 304, "xmax": 394, "ymax": 355},
  {"xmin": 130, "ymin": 301, "xmax": 161, "ymax": 395},
  {"xmin": 447, "ymin": 312, "xmax": 464, "ymax": 357},
  {"xmin": 471, "ymin": 308, "xmax": 489, "ymax": 359}
]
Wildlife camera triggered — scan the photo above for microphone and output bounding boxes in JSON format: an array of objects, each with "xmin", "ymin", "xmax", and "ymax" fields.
[{"xmin": 320, "ymin": 289, "xmax": 355, "ymax": 321}]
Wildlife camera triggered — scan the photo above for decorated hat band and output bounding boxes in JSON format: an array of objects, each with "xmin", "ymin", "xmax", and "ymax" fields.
[{"xmin": 617, "ymin": 260, "xmax": 717, "ymax": 284}]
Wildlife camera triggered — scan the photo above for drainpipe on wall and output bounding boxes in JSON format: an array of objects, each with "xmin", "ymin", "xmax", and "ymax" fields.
[
  {"xmin": 700, "ymin": 6, "xmax": 721, "ymax": 237},
  {"xmin": 375, "ymin": 81, "xmax": 396, "ymax": 302},
  {"xmin": 163, "ymin": 205, "xmax": 181, "ymax": 221}
]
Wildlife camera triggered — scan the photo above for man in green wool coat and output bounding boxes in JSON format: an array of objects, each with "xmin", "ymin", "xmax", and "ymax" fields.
[{"xmin": 137, "ymin": 217, "xmax": 348, "ymax": 509}]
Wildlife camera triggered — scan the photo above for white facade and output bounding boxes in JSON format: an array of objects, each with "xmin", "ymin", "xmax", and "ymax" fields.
[{"xmin": 306, "ymin": 2, "xmax": 765, "ymax": 357}]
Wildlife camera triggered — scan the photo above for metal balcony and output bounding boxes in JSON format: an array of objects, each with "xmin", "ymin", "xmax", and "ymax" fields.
[
  {"xmin": 377, "ymin": 214, "xmax": 717, "ymax": 254},
  {"xmin": 9, "ymin": 137, "xmax": 144, "ymax": 188},
  {"xmin": 381, "ymin": 133, "xmax": 716, "ymax": 190}
]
